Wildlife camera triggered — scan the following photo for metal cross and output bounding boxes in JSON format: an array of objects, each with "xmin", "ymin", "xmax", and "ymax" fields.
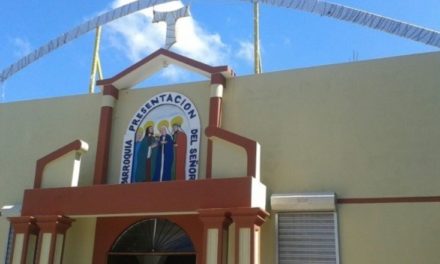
[{"xmin": 153, "ymin": 6, "xmax": 191, "ymax": 49}]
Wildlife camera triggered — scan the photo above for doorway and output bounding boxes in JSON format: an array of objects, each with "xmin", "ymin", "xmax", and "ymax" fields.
[
  {"xmin": 108, "ymin": 254, "xmax": 195, "ymax": 264},
  {"xmin": 108, "ymin": 218, "xmax": 196, "ymax": 264}
]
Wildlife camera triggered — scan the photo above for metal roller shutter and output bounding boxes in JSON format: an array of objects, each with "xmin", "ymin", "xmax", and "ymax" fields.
[{"xmin": 277, "ymin": 212, "xmax": 339, "ymax": 264}]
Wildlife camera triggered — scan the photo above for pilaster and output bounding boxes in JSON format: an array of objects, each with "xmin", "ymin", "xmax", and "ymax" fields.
[
  {"xmin": 34, "ymin": 215, "xmax": 73, "ymax": 264},
  {"xmin": 8, "ymin": 216, "xmax": 39, "ymax": 264},
  {"xmin": 230, "ymin": 208, "xmax": 269, "ymax": 264},
  {"xmin": 94, "ymin": 84, "xmax": 119, "ymax": 184},
  {"xmin": 199, "ymin": 209, "xmax": 232, "ymax": 264}
]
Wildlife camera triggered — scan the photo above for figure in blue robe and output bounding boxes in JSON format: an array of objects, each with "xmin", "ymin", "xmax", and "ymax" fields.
[
  {"xmin": 153, "ymin": 127, "xmax": 174, "ymax": 181},
  {"xmin": 132, "ymin": 131, "xmax": 147, "ymax": 182}
]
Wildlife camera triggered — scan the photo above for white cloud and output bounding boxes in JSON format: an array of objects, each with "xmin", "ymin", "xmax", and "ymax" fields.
[
  {"xmin": 159, "ymin": 65, "xmax": 190, "ymax": 82},
  {"xmin": 106, "ymin": 0, "xmax": 230, "ymax": 73},
  {"xmin": 173, "ymin": 18, "xmax": 228, "ymax": 66},
  {"xmin": 235, "ymin": 40, "xmax": 254, "ymax": 65},
  {"xmin": 11, "ymin": 37, "xmax": 32, "ymax": 58}
]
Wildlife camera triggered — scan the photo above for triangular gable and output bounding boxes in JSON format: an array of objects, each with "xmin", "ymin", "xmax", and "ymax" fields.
[{"xmin": 97, "ymin": 48, "xmax": 235, "ymax": 90}]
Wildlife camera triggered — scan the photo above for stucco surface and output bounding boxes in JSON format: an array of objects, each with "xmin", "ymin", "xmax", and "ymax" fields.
[{"xmin": 1, "ymin": 51, "xmax": 440, "ymax": 262}]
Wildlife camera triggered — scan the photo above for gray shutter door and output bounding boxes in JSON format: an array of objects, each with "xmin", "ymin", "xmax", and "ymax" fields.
[{"xmin": 278, "ymin": 212, "xmax": 339, "ymax": 264}]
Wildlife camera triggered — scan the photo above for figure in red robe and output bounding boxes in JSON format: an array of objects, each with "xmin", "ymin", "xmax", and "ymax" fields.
[{"xmin": 172, "ymin": 123, "xmax": 187, "ymax": 180}]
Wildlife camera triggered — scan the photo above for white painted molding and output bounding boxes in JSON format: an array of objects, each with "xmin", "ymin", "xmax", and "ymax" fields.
[{"xmin": 271, "ymin": 192, "xmax": 336, "ymax": 212}]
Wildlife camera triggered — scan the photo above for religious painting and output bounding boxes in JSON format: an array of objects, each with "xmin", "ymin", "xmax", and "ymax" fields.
[{"xmin": 119, "ymin": 92, "xmax": 200, "ymax": 183}]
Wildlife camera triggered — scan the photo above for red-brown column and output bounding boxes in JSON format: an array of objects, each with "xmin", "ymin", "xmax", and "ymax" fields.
[
  {"xmin": 199, "ymin": 209, "xmax": 231, "ymax": 264},
  {"xmin": 34, "ymin": 215, "xmax": 73, "ymax": 264},
  {"xmin": 206, "ymin": 139, "xmax": 214, "ymax": 179},
  {"xmin": 206, "ymin": 73, "xmax": 226, "ymax": 179},
  {"xmin": 230, "ymin": 208, "xmax": 269, "ymax": 264},
  {"xmin": 94, "ymin": 85, "xmax": 119, "ymax": 184},
  {"xmin": 8, "ymin": 216, "xmax": 39, "ymax": 264}
]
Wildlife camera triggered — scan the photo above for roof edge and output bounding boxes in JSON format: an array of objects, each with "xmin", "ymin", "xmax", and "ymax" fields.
[{"xmin": 97, "ymin": 48, "xmax": 235, "ymax": 89}]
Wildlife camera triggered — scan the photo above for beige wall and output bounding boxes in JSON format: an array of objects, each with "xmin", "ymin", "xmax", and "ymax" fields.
[
  {"xmin": 63, "ymin": 218, "xmax": 97, "ymax": 264},
  {"xmin": 339, "ymin": 203, "xmax": 440, "ymax": 263},
  {"xmin": 262, "ymin": 202, "xmax": 440, "ymax": 264},
  {"xmin": 211, "ymin": 137, "xmax": 247, "ymax": 178},
  {"xmin": 0, "ymin": 94, "xmax": 101, "ymax": 260},
  {"xmin": 1, "ymin": 51, "xmax": 440, "ymax": 262},
  {"xmin": 223, "ymin": 52, "xmax": 440, "ymax": 198},
  {"xmin": 220, "ymin": 52, "xmax": 440, "ymax": 263}
]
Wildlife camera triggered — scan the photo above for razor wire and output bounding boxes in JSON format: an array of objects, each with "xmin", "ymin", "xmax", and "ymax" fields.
[
  {"xmin": 252, "ymin": 0, "xmax": 440, "ymax": 48},
  {"xmin": 2, "ymin": 0, "xmax": 440, "ymax": 84}
]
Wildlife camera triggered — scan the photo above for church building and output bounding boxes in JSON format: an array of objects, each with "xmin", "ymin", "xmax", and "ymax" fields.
[{"xmin": 1, "ymin": 48, "xmax": 440, "ymax": 263}]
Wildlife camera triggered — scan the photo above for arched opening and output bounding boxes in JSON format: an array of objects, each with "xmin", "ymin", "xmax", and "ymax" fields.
[{"xmin": 108, "ymin": 218, "xmax": 196, "ymax": 264}]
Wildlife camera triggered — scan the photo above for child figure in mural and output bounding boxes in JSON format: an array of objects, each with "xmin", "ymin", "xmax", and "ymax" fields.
[
  {"xmin": 144, "ymin": 122, "xmax": 158, "ymax": 182},
  {"xmin": 153, "ymin": 120, "xmax": 174, "ymax": 182},
  {"xmin": 171, "ymin": 116, "xmax": 187, "ymax": 180},
  {"xmin": 132, "ymin": 127, "xmax": 147, "ymax": 182}
]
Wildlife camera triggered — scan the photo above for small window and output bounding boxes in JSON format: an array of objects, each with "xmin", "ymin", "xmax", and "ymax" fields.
[{"xmin": 272, "ymin": 193, "xmax": 340, "ymax": 264}]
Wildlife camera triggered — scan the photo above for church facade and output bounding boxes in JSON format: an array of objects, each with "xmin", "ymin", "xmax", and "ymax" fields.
[{"xmin": 1, "ymin": 49, "xmax": 440, "ymax": 263}]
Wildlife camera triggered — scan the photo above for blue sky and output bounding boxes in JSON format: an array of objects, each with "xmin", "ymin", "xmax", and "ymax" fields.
[{"xmin": 1, "ymin": 0, "xmax": 440, "ymax": 102}]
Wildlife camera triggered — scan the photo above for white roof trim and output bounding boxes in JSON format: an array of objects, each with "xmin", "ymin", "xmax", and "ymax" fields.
[{"xmin": 271, "ymin": 192, "xmax": 336, "ymax": 212}]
